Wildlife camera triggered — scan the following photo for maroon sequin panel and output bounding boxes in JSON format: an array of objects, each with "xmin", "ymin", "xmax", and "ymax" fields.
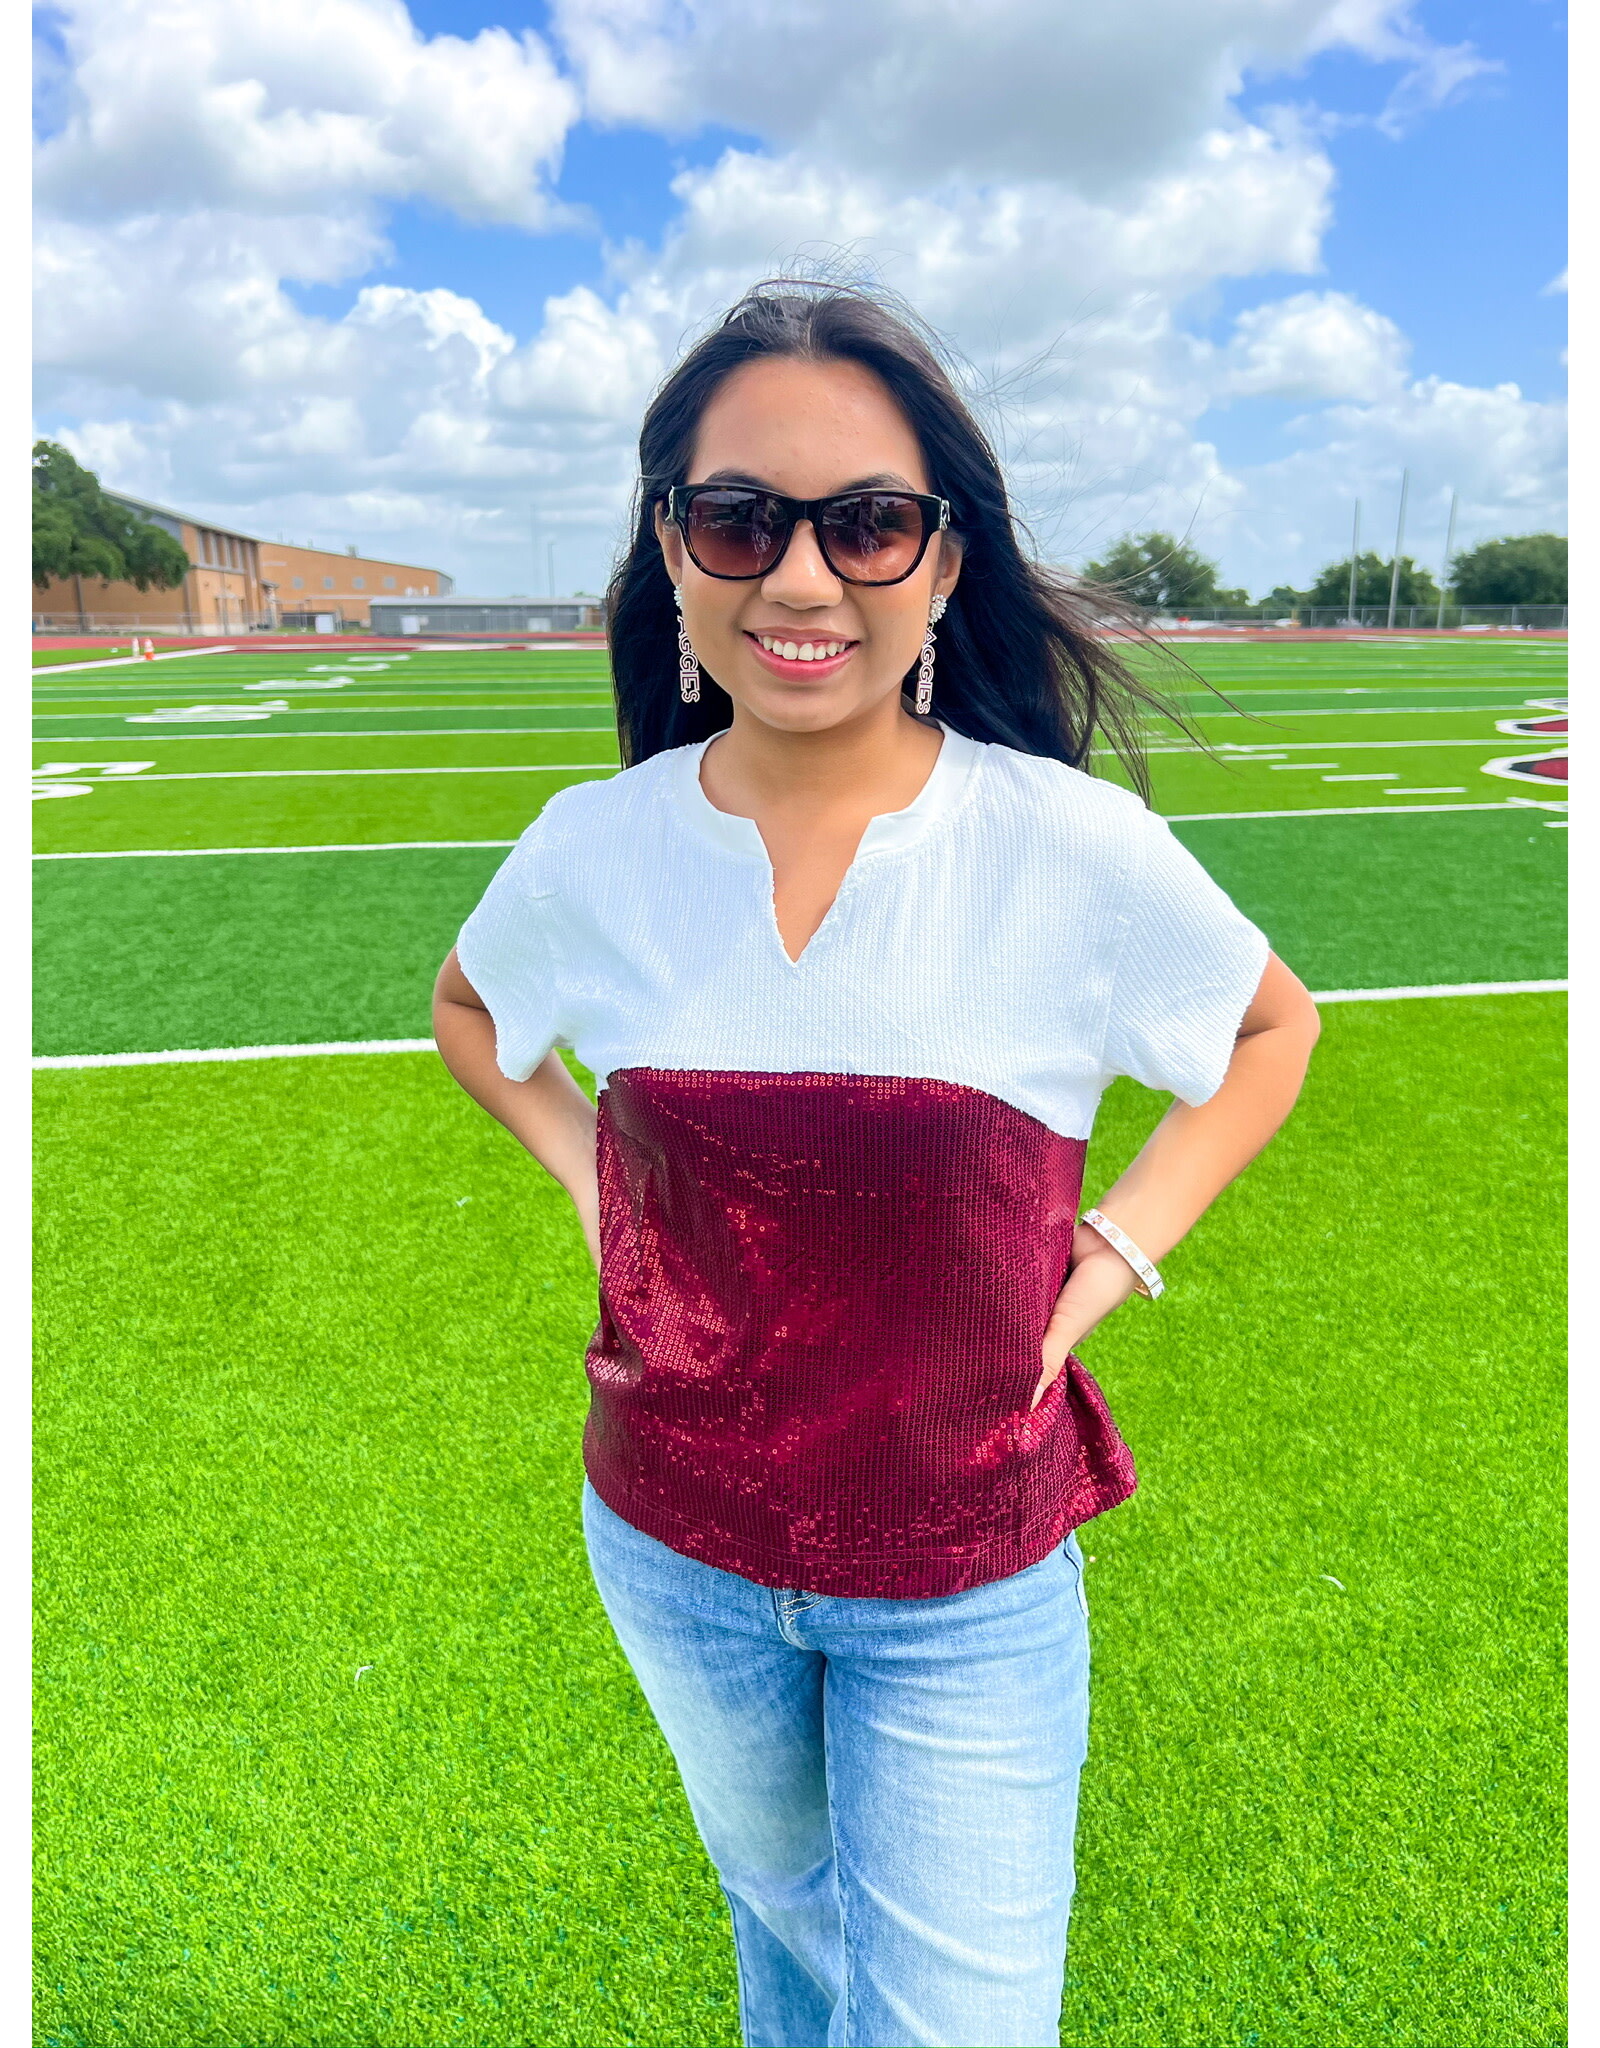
[{"xmin": 583, "ymin": 1069, "xmax": 1137, "ymax": 1597}]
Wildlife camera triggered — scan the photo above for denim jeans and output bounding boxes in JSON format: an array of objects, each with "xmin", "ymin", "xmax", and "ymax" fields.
[{"xmin": 581, "ymin": 1481, "xmax": 1091, "ymax": 2048}]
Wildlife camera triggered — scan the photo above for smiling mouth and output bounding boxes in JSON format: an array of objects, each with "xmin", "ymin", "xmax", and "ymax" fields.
[{"xmin": 746, "ymin": 631, "xmax": 857, "ymax": 664}]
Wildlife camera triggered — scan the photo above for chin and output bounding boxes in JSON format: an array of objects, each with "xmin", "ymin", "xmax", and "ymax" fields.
[{"xmin": 746, "ymin": 692, "xmax": 874, "ymax": 734}]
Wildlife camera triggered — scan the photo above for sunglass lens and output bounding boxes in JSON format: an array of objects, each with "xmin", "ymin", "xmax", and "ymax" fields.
[
  {"xmin": 685, "ymin": 490, "xmax": 788, "ymax": 577},
  {"xmin": 819, "ymin": 495, "xmax": 926, "ymax": 582}
]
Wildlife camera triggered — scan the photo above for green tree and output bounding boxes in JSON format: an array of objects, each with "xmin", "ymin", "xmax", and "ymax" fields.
[
  {"xmin": 1305, "ymin": 551, "xmax": 1439, "ymax": 611},
  {"xmin": 1449, "ymin": 532, "xmax": 1566, "ymax": 606},
  {"xmin": 1080, "ymin": 531, "xmax": 1230, "ymax": 612},
  {"xmin": 32, "ymin": 441, "xmax": 191, "ymax": 591}
]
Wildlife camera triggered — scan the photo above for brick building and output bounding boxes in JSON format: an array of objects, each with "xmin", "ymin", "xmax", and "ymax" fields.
[{"xmin": 32, "ymin": 491, "xmax": 451, "ymax": 632}]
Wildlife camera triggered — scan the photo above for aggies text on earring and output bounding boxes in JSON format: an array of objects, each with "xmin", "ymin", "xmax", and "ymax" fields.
[
  {"xmin": 674, "ymin": 587, "xmax": 701, "ymax": 704},
  {"xmin": 914, "ymin": 594, "xmax": 948, "ymax": 716}
]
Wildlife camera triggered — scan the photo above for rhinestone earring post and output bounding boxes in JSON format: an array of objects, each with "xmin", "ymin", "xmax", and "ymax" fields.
[
  {"xmin": 914, "ymin": 594, "xmax": 948, "ymax": 717},
  {"xmin": 674, "ymin": 587, "xmax": 701, "ymax": 705}
]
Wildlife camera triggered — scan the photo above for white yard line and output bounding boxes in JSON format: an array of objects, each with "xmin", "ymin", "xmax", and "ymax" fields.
[
  {"xmin": 34, "ymin": 839, "xmax": 521, "ymax": 860},
  {"xmin": 33, "ymin": 697, "xmax": 1549, "ymax": 725},
  {"xmin": 1185, "ymin": 702, "xmax": 1544, "ymax": 721},
  {"xmin": 1156, "ymin": 737, "xmax": 1556, "ymax": 755},
  {"xmin": 1166, "ymin": 800, "xmax": 1543, "ymax": 822},
  {"xmin": 32, "ymin": 729, "xmax": 1537, "ymax": 755},
  {"xmin": 30, "ymin": 725, "xmax": 617, "ymax": 742},
  {"xmin": 34, "ymin": 796, "xmax": 1563, "ymax": 860},
  {"xmin": 33, "ymin": 979, "xmax": 1570, "ymax": 1071},
  {"xmin": 34, "ymin": 762, "xmax": 621, "ymax": 784}
]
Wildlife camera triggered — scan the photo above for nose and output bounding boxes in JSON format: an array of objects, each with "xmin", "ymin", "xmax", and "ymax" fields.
[{"xmin": 761, "ymin": 518, "xmax": 842, "ymax": 607}]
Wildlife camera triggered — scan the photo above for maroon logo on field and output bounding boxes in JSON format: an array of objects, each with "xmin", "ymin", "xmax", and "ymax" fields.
[
  {"xmin": 1496, "ymin": 715, "xmax": 1567, "ymax": 738},
  {"xmin": 1483, "ymin": 699, "xmax": 1568, "ymax": 791}
]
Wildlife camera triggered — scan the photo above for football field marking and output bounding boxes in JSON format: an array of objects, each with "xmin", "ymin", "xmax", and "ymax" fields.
[
  {"xmin": 29, "ymin": 762, "xmax": 623, "ymax": 784},
  {"xmin": 1166, "ymin": 799, "xmax": 1551, "ymax": 821},
  {"xmin": 30, "ymin": 730, "xmax": 1546, "ymax": 757},
  {"xmin": 34, "ymin": 840, "xmax": 522, "ymax": 859},
  {"xmin": 29, "ymin": 645, "xmax": 243, "ymax": 675},
  {"xmin": 31, "ymin": 727, "xmax": 622, "ymax": 744},
  {"xmin": 32, "ymin": 796, "xmax": 1558, "ymax": 858},
  {"xmin": 31, "ymin": 980, "xmax": 1570, "ymax": 1070}
]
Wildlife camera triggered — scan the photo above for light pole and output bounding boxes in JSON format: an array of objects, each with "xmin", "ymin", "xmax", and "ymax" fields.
[
  {"xmin": 1435, "ymin": 488, "xmax": 1458, "ymax": 631},
  {"xmin": 547, "ymin": 539, "xmax": 557, "ymax": 600},
  {"xmin": 1385, "ymin": 469, "xmax": 1409, "ymax": 631},
  {"xmin": 1347, "ymin": 501, "xmax": 1360, "ymax": 624}
]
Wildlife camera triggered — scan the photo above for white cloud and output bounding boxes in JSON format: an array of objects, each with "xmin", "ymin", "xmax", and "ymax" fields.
[
  {"xmin": 1229, "ymin": 376, "xmax": 1567, "ymax": 585},
  {"xmin": 37, "ymin": 0, "xmax": 580, "ymax": 227},
  {"xmin": 1218, "ymin": 290, "xmax": 1409, "ymax": 402},
  {"xmin": 553, "ymin": 0, "xmax": 1487, "ymax": 190},
  {"xmin": 34, "ymin": 208, "xmax": 384, "ymax": 405}
]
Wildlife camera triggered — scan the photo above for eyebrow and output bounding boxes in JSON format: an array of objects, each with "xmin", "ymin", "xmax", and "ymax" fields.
[{"xmin": 694, "ymin": 468, "xmax": 923, "ymax": 494}]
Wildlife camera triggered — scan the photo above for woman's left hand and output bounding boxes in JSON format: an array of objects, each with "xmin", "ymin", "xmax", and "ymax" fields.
[{"xmin": 1028, "ymin": 1229, "xmax": 1142, "ymax": 1409}]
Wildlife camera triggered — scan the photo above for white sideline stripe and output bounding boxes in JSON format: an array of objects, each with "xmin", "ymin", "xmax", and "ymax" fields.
[
  {"xmin": 34, "ymin": 1039, "xmax": 439, "ymax": 1069},
  {"xmin": 33, "ymin": 980, "xmax": 1570, "ymax": 1070},
  {"xmin": 32, "ymin": 645, "xmax": 241, "ymax": 675},
  {"xmin": 1312, "ymin": 980, "xmax": 1567, "ymax": 1003},
  {"xmin": 33, "ymin": 797, "xmax": 1562, "ymax": 860}
]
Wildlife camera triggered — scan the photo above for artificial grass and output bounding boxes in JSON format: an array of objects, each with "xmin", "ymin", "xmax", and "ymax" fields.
[
  {"xmin": 36, "ymin": 703, "xmax": 621, "ymax": 744},
  {"xmin": 31, "ymin": 730, "xmax": 1539, "ymax": 860},
  {"xmin": 34, "ymin": 995, "xmax": 1565, "ymax": 2046},
  {"xmin": 33, "ymin": 846, "xmax": 507, "ymax": 1056},
  {"xmin": 1172, "ymin": 808, "xmax": 1566, "ymax": 990},
  {"xmin": 33, "ymin": 808, "xmax": 1567, "ymax": 1058}
]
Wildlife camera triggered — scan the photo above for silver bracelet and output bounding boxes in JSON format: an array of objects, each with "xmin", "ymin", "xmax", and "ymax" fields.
[{"xmin": 1078, "ymin": 1209, "xmax": 1166, "ymax": 1299}]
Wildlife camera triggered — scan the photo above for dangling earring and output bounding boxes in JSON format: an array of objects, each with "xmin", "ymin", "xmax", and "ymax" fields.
[
  {"xmin": 914, "ymin": 594, "xmax": 948, "ymax": 716},
  {"xmin": 674, "ymin": 587, "xmax": 701, "ymax": 705}
]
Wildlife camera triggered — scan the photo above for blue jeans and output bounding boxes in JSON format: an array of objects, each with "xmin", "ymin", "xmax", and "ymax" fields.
[{"xmin": 581, "ymin": 1482, "xmax": 1091, "ymax": 2048}]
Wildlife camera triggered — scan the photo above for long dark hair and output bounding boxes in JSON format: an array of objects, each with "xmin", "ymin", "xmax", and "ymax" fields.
[{"xmin": 606, "ymin": 281, "xmax": 1186, "ymax": 800}]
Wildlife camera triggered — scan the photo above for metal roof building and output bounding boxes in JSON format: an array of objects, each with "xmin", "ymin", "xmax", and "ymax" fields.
[{"xmin": 368, "ymin": 595, "xmax": 603, "ymax": 635}]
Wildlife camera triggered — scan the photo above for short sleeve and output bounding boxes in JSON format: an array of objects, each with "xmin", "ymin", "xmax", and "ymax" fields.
[
  {"xmin": 455, "ymin": 827, "xmax": 562, "ymax": 1083},
  {"xmin": 1102, "ymin": 813, "xmax": 1270, "ymax": 1104}
]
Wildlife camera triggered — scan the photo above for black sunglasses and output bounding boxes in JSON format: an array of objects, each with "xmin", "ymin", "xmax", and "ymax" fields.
[{"xmin": 666, "ymin": 484, "xmax": 951, "ymax": 586}]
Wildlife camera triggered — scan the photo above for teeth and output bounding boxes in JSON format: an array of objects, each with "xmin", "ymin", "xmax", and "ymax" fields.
[{"xmin": 758, "ymin": 635, "xmax": 847, "ymax": 660}]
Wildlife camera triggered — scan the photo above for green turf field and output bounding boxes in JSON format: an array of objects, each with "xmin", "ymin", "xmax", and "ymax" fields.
[{"xmin": 34, "ymin": 638, "xmax": 1566, "ymax": 2046}]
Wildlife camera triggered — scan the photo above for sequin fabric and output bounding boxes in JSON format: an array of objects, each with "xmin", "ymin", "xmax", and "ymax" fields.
[{"xmin": 582, "ymin": 1068, "xmax": 1138, "ymax": 1597}]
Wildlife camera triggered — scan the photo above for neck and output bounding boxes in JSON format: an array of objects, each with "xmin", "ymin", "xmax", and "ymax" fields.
[{"xmin": 705, "ymin": 693, "xmax": 941, "ymax": 819}]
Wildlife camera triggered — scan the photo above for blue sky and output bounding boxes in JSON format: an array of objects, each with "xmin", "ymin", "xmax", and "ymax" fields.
[{"xmin": 34, "ymin": 0, "xmax": 1567, "ymax": 597}]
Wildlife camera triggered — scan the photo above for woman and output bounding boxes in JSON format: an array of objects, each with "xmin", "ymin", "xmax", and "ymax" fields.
[{"xmin": 434, "ymin": 282, "xmax": 1319, "ymax": 2048}]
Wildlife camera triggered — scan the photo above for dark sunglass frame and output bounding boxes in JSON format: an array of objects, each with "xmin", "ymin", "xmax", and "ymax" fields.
[{"xmin": 665, "ymin": 484, "xmax": 951, "ymax": 585}]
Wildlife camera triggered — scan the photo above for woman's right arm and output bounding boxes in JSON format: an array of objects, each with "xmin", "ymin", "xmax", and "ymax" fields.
[{"xmin": 432, "ymin": 947, "xmax": 601, "ymax": 1267}]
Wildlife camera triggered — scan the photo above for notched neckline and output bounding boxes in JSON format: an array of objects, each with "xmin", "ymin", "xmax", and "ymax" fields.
[
  {"xmin": 672, "ymin": 727, "xmax": 982, "ymax": 967},
  {"xmin": 673, "ymin": 726, "xmax": 980, "ymax": 865}
]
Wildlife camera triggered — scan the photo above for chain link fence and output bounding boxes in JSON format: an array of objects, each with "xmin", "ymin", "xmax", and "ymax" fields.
[{"xmin": 1139, "ymin": 603, "xmax": 1568, "ymax": 630}]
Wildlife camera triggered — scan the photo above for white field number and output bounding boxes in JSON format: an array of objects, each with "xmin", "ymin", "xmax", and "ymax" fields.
[
  {"xmin": 33, "ymin": 761, "xmax": 156, "ymax": 800},
  {"xmin": 125, "ymin": 702, "xmax": 288, "ymax": 723}
]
